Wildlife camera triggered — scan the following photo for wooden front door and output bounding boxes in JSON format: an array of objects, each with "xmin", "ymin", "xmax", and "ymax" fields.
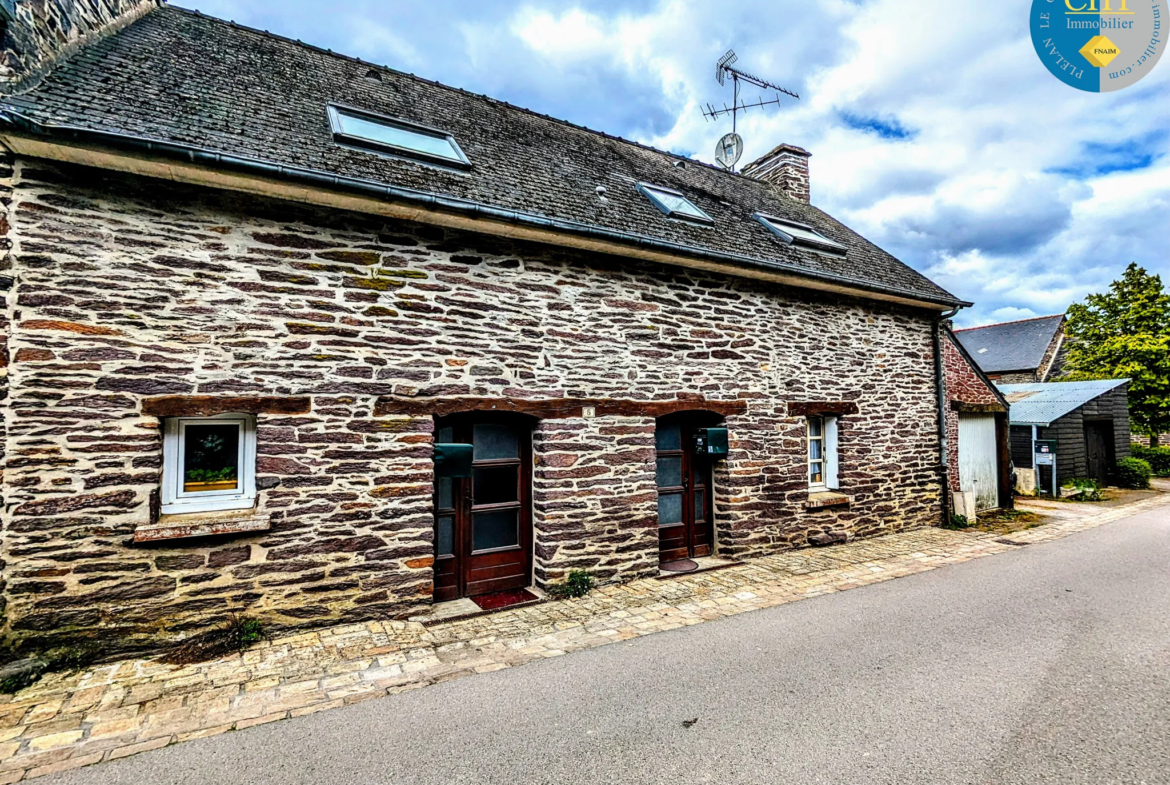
[
  {"xmin": 433, "ymin": 416, "xmax": 532, "ymax": 602},
  {"xmin": 655, "ymin": 417, "xmax": 715, "ymax": 563},
  {"xmin": 1084, "ymin": 421, "xmax": 1115, "ymax": 486}
]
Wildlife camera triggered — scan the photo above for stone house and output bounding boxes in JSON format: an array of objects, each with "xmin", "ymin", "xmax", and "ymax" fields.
[
  {"xmin": 0, "ymin": 1, "xmax": 970, "ymax": 653},
  {"xmin": 942, "ymin": 328, "xmax": 1011, "ymax": 518},
  {"xmin": 953, "ymin": 314, "xmax": 1067, "ymax": 384}
]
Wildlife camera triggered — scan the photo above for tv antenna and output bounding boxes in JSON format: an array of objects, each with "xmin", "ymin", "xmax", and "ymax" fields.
[{"xmin": 703, "ymin": 49, "xmax": 799, "ymax": 170}]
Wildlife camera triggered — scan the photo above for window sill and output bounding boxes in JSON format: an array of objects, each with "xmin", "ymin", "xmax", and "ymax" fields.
[
  {"xmin": 135, "ymin": 508, "xmax": 270, "ymax": 543},
  {"xmin": 805, "ymin": 491, "xmax": 851, "ymax": 510}
]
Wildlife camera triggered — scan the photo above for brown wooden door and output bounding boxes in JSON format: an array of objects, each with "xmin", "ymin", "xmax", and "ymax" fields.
[
  {"xmin": 1084, "ymin": 421, "xmax": 1114, "ymax": 485},
  {"xmin": 656, "ymin": 417, "xmax": 715, "ymax": 563},
  {"xmin": 434, "ymin": 416, "xmax": 532, "ymax": 602}
]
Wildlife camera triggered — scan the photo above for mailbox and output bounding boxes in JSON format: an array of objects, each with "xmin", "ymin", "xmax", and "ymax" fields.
[
  {"xmin": 1034, "ymin": 440, "xmax": 1056, "ymax": 455},
  {"xmin": 434, "ymin": 443, "xmax": 474, "ymax": 478},
  {"xmin": 693, "ymin": 428, "xmax": 729, "ymax": 458}
]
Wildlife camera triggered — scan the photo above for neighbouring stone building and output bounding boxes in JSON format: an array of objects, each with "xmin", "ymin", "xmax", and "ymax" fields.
[
  {"xmin": 0, "ymin": 1, "xmax": 971, "ymax": 654},
  {"xmin": 954, "ymin": 314, "xmax": 1067, "ymax": 384}
]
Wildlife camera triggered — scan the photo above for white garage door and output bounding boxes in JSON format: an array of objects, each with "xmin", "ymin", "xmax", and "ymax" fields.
[{"xmin": 958, "ymin": 414, "xmax": 999, "ymax": 511}]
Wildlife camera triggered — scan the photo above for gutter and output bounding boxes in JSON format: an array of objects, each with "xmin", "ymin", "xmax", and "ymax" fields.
[
  {"xmin": 933, "ymin": 307, "xmax": 961, "ymax": 526},
  {"xmin": 0, "ymin": 107, "xmax": 970, "ymax": 311}
]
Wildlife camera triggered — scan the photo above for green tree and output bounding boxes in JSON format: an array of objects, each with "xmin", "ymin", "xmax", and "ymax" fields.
[{"xmin": 1064, "ymin": 263, "xmax": 1170, "ymax": 447}]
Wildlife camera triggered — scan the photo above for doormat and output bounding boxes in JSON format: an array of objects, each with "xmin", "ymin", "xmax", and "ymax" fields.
[
  {"xmin": 660, "ymin": 559, "xmax": 699, "ymax": 573},
  {"xmin": 471, "ymin": 588, "xmax": 540, "ymax": 611}
]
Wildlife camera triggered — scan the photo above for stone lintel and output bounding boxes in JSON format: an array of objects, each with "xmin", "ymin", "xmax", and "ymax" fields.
[
  {"xmin": 373, "ymin": 396, "xmax": 748, "ymax": 419},
  {"xmin": 142, "ymin": 396, "xmax": 312, "ymax": 417},
  {"xmin": 134, "ymin": 510, "xmax": 271, "ymax": 543},
  {"xmin": 787, "ymin": 401, "xmax": 860, "ymax": 417}
]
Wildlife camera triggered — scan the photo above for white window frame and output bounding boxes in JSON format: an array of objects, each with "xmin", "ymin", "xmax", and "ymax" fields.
[
  {"xmin": 754, "ymin": 212, "xmax": 847, "ymax": 256},
  {"xmin": 637, "ymin": 182, "xmax": 715, "ymax": 226},
  {"xmin": 808, "ymin": 415, "xmax": 840, "ymax": 491},
  {"xmin": 327, "ymin": 105, "xmax": 471, "ymax": 170},
  {"xmin": 161, "ymin": 413, "xmax": 257, "ymax": 515}
]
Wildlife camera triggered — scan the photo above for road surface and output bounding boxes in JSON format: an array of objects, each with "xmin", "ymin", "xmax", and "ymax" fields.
[{"xmin": 47, "ymin": 505, "xmax": 1170, "ymax": 785}]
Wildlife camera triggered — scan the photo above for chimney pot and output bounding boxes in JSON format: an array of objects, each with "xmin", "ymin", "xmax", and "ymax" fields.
[{"xmin": 741, "ymin": 144, "xmax": 812, "ymax": 203}]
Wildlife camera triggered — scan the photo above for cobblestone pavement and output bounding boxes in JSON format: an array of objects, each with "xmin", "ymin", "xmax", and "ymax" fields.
[{"xmin": 2, "ymin": 490, "xmax": 1168, "ymax": 782}]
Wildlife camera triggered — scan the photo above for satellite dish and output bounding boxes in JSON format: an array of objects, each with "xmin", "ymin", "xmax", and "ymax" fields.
[{"xmin": 715, "ymin": 132, "xmax": 743, "ymax": 170}]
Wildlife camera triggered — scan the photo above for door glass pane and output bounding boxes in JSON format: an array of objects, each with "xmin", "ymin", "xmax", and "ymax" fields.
[
  {"xmin": 694, "ymin": 490, "xmax": 705, "ymax": 519},
  {"xmin": 437, "ymin": 426, "xmax": 454, "ymax": 443},
  {"xmin": 473, "ymin": 424, "xmax": 519, "ymax": 460},
  {"xmin": 473, "ymin": 465, "xmax": 519, "ymax": 506},
  {"xmin": 182, "ymin": 423, "xmax": 240, "ymax": 493},
  {"xmin": 436, "ymin": 515, "xmax": 455, "ymax": 556},
  {"xmin": 656, "ymin": 457, "xmax": 683, "ymax": 488},
  {"xmin": 656, "ymin": 424, "xmax": 682, "ymax": 452},
  {"xmin": 658, "ymin": 493, "xmax": 683, "ymax": 525},
  {"xmin": 692, "ymin": 463, "xmax": 709, "ymax": 487},
  {"xmin": 472, "ymin": 508, "xmax": 519, "ymax": 551},
  {"xmin": 436, "ymin": 476, "xmax": 453, "ymax": 510}
]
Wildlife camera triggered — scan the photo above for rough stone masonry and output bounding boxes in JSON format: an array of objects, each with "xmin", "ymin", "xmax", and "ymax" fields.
[{"xmin": 0, "ymin": 157, "xmax": 945, "ymax": 654}]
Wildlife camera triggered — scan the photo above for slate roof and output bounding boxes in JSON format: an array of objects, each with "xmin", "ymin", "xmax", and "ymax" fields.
[
  {"xmin": 0, "ymin": 4, "xmax": 964, "ymax": 307},
  {"xmin": 954, "ymin": 315, "xmax": 1065, "ymax": 374},
  {"xmin": 999, "ymin": 379, "xmax": 1128, "ymax": 426}
]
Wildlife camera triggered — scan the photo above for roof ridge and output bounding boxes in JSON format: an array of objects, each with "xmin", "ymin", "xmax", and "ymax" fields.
[
  {"xmin": 164, "ymin": 5, "xmax": 758, "ymax": 183},
  {"xmin": 954, "ymin": 313, "xmax": 1065, "ymax": 332}
]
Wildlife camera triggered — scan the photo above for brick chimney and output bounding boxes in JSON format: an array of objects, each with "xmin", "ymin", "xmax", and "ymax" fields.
[
  {"xmin": 1, "ymin": 0, "xmax": 161, "ymax": 91},
  {"xmin": 741, "ymin": 144, "xmax": 812, "ymax": 203}
]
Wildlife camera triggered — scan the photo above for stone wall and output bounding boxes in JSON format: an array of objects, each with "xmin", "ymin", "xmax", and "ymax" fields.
[
  {"xmin": 1, "ymin": 158, "xmax": 946, "ymax": 653},
  {"xmin": 942, "ymin": 330, "xmax": 1004, "ymax": 494},
  {"xmin": 532, "ymin": 416, "xmax": 659, "ymax": 585},
  {"xmin": 0, "ymin": 151, "xmax": 11, "ymax": 627},
  {"xmin": 0, "ymin": 0, "xmax": 158, "ymax": 89}
]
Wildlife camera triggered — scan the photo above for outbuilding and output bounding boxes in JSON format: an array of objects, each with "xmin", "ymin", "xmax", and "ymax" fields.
[
  {"xmin": 1002, "ymin": 380, "xmax": 1131, "ymax": 493},
  {"xmin": 943, "ymin": 328, "xmax": 1013, "ymax": 518}
]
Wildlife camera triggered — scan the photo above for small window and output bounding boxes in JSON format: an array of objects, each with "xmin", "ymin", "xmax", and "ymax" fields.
[
  {"xmin": 808, "ymin": 416, "xmax": 839, "ymax": 490},
  {"xmin": 638, "ymin": 183, "xmax": 714, "ymax": 226},
  {"xmin": 755, "ymin": 213, "xmax": 846, "ymax": 256},
  {"xmin": 327, "ymin": 105, "xmax": 470, "ymax": 169},
  {"xmin": 162, "ymin": 414, "xmax": 257, "ymax": 515}
]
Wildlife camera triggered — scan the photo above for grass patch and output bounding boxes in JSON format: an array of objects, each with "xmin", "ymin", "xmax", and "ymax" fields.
[
  {"xmin": 545, "ymin": 570, "xmax": 595, "ymax": 600},
  {"xmin": 161, "ymin": 614, "xmax": 267, "ymax": 666},
  {"xmin": 965, "ymin": 508, "xmax": 1044, "ymax": 535}
]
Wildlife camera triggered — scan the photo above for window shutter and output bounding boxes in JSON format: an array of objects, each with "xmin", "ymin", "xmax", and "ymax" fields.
[{"xmin": 825, "ymin": 416, "xmax": 839, "ymax": 489}]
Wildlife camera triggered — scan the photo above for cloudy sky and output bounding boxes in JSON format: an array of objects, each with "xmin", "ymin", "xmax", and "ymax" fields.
[{"xmin": 172, "ymin": 0, "xmax": 1169, "ymax": 326}]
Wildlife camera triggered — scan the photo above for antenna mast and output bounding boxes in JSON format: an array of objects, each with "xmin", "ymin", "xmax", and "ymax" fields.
[{"xmin": 704, "ymin": 50, "xmax": 799, "ymax": 171}]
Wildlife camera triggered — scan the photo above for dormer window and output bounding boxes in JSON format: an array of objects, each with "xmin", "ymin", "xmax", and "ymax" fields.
[
  {"xmin": 638, "ymin": 183, "xmax": 714, "ymax": 226},
  {"xmin": 755, "ymin": 213, "xmax": 846, "ymax": 256},
  {"xmin": 327, "ymin": 105, "xmax": 470, "ymax": 169}
]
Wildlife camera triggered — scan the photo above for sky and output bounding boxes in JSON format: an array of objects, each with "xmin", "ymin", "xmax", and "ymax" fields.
[{"xmin": 171, "ymin": 0, "xmax": 1170, "ymax": 327}]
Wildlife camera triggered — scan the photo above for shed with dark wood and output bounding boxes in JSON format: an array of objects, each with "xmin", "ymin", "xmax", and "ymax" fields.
[{"xmin": 1001, "ymin": 380, "xmax": 1131, "ymax": 492}]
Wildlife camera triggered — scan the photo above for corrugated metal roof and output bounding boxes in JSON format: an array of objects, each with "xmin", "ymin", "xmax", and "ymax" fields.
[{"xmin": 999, "ymin": 379, "xmax": 1129, "ymax": 426}]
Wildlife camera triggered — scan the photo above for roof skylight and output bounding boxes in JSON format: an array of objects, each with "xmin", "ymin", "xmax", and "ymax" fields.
[
  {"xmin": 754, "ymin": 213, "xmax": 846, "ymax": 256},
  {"xmin": 327, "ymin": 105, "xmax": 469, "ymax": 169},
  {"xmin": 637, "ymin": 183, "xmax": 713, "ymax": 225}
]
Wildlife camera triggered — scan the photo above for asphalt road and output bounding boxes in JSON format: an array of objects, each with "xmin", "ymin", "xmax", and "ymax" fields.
[{"xmin": 48, "ymin": 506, "xmax": 1170, "ymax": 785}]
